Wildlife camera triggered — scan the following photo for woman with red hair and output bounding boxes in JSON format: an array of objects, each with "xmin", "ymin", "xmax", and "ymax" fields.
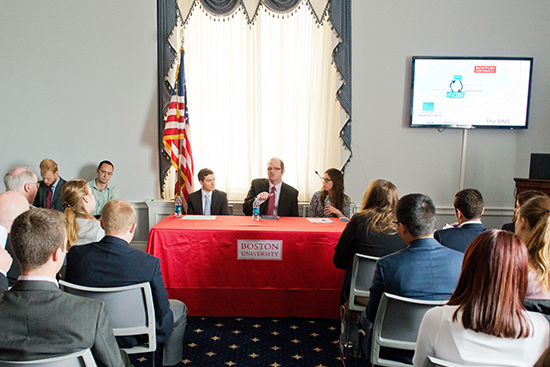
[{"xmin": 414, "ymin": 230, "xmax": 549, "ymax": 366}]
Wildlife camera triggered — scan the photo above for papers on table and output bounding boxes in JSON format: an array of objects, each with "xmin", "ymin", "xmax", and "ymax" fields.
[
  {"xmin": 307, "ymin": 218, "xmax": 334, "ymax": 223},
  {"xmin": 181, "ymin": 215, "xmax": 218, "ymax": 220}
]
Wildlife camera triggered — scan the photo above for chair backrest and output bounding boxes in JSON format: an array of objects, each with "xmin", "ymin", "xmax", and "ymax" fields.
[
  {"xmin": 426, "ymin": 356, "xmax": 467, "ymax": 367},
  {"xmin": 371, "ymin": 293, "xmax": 446, "ymax": 367},
  {"xmin": 348, "ymin": 254, "xmax": 379, "ymax": 312},
  {"xmin": 0, "ymin": 349, "xmax": 96, "ymax": 367},
  {"xmin": 59, "ymin": 280, "xmax": 156, "ymax": 354}
]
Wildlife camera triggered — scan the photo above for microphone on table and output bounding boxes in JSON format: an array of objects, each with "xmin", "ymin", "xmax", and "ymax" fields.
[{"xmin": 315, "ymin": 171, "xmax": 323, "ymax": 180}]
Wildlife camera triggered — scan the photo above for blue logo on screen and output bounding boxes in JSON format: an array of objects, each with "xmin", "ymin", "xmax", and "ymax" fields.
[{"xmin": 423, "ymin": 102, "xmax": 434, "ymax": 111}]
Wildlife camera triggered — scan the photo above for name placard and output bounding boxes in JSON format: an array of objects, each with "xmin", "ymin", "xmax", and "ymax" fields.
[{"xmin": 237, "ymin": 240, "xmax": 283, "ymax": 260}]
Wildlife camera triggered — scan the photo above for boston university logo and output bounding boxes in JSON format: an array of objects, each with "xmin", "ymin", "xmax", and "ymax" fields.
[{"xmin": 237, "ymin": 240, "xmax": 283, "ymax": 260}]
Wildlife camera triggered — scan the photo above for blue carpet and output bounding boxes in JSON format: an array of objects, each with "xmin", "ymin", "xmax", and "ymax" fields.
[{"xmin": 129, "ymin": 316, "xmax": 343, "ymax": 367}]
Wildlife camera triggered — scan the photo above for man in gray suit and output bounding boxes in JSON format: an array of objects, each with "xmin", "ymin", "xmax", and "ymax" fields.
[{"xmin": 0, "ymin": 208, "xmax": 130, "ymax": 366}]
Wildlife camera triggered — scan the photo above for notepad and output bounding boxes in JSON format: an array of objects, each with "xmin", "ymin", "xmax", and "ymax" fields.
[{"xmin": 181, "ymin": 215, "xmax": 217, "ymax": 220}]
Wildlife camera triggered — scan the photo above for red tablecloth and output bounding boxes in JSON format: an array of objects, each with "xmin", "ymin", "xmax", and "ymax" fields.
[{"xmin": 147, "ymin": 215, "xmax": 346, "ymax": 318}]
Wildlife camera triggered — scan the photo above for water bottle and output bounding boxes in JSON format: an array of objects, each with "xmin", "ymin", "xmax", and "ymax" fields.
[
  {"xmin": 175, "ymin": 195, "xmax": 183, "ymax": 217},
  {"xmin": 252, "ymin": 197, "xmax": 260, "ymax": 221}
]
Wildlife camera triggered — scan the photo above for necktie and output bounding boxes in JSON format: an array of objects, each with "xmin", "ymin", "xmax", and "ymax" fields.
[
  {"xmin": 45, "ymin": 186, "xmax": 53, "ymax": 209},
  {"xmin": 204, "ymin": 194, "xmax": 211, "ymax": 216},
  {"xmin": 266, "ymin": 186, "xmax": 276, "ymax": 215}
]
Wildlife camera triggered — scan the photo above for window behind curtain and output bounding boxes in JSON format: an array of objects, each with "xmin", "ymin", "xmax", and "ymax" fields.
[{"xmin": 183, "ymin": 3, "xmax": 342, "ymax": 202}]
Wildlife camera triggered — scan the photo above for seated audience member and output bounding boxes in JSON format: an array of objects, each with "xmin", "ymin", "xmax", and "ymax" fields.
[
  {"xmin": 0, "ymin": 208, "xmax": 130, "ymax": 366},
  {"xmin": 434, "ymin": 189, "xmax": 488, "ymax": 253},
  {"xmin": 333, "ymin": 179, "xmax": 406, "ymax": 305},
  {"xmin": 243, "ymin": 157, "xmax": 299, "ymax": 217},
  {"xmin": 502, "ymin": 190, "xmax": 547, "ymax": 232},
  {"xmin": 33, "ymin": 158, "xmax": 66, "ymax": 212},
  {"xmin": 414, "ymin": 230, "xmax": 550, "ymax": 367},
  {"xmin": 187, "ymin": 168, "xmax": 229, "ymax": 215},
  {"xmin": 515, "ymin": 195, "xmax": 550, "ymax": 299},
  {"xmin": 62, "ymin": 179, "xmax": 104, "ymax": 248},
  {"xmin": 308, "ymin": 168, "xmax": 351, "ymax": 218},
  {"xmin": 0, "ymin": 191, "xmax": 30, "ymax": 288},
  {"xmin": 4, "ymin": 166, "xmax": 39, "ymax": 207},
  {"xmin": 362, "ymin": 193, "xmax": 463, "ymax": 365},
  {"xmin": 65, "ymin": 199, "xmax": 187, "ymax": 367},
  {"xmin": 88, "ymin": 160, "xmax": 119, "ymax": 216}
]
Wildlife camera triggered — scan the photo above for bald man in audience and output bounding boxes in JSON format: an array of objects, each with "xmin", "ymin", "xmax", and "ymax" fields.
[
  {"xmin": 65, "ymin": 199, "xmax": 187, "ymax": 367},
  {"xmin": 0, "ymin": 208, "xmax": 130, "ymax": 365},
  {"xmin": 4, "ymin": 166, "xmax": 38, "ymax": 207},
  {"xmin": 0, "ymin": 191, "xmax": 29, "ymax": 289},
  {"xmin": 33, "ymin": 158, "xmax": 66, "ymax": 212}
]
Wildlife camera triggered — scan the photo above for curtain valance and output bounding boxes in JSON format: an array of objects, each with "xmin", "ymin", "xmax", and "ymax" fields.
[{"xmin": 177, "ymin": 0, "xmax": 329, "ymax": 24}]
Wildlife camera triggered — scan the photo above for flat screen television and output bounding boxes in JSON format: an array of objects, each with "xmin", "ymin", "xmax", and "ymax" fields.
[{"xmin": 410, "ymin": 57, "xmax": 533, "ymax": 129}]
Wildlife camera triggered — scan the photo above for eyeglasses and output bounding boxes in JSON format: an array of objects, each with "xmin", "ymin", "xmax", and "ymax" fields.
[
  {"xmin": 321, "ymin": 178, "xmax": 332, "ymax": 183},
  {"xmin": 267, "ymin": 167, "xmax": 282, "ymax": 171}
]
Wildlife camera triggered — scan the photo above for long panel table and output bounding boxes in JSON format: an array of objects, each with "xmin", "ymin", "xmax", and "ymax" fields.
[{"xmin": 147, "ymin": 215, "xmax": 347, "ymax": 318}]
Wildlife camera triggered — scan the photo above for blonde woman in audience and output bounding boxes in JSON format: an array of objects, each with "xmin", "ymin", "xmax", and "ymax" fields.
[
  {"xmin": 515, "ymin": 195, "xmax": 550, "ymax": 298},
  {"xmin": 333, "ymin": 179, "xmax": 406, "ymax": 305},
  {"xmin": 62, "ymin": 178, "xmax": 104, "ymax": 249},
  {"xmin": 308, "ymin": 168, "xmax": 351, "ymax": 218},
  {"xmin": 414, "ymin": 230, "xmax": 549, "ymax": 366}
]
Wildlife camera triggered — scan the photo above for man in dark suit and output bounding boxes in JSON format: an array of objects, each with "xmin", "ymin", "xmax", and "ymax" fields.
[
  {"xmin": 0, "ymin": 208, "xmax": 130, "ymax": 366},
  {"xmin": 32, "ymin": 158, "xmax": 66, "ymax": 212},
  {"xmin": 187, "ymin": 168, "xmax": 229, "ymax": 215},
  {"xmin": 0, "ymin": 191, "xmax": 30, "ymax": 288},
  {"xmin": 434, "ymin": 188, "xmax": 488, "ymax": 253},
  {"xmin": 362, "ymin": 193, "xmax": 463, "ymax": 365},
  {"xmin": 65, "ymin": 199, "xmax": 187, "ymax": 367},
  {"xmin": 243, "ymin": 157, "xmax": 299, "ymax": 217}
]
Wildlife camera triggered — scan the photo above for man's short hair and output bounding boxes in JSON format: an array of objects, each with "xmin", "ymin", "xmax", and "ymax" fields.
[
  {"xmin": 396, "ymin": 193, "xmax": 436, "ymax": 238},
  {"xmin": 4, "ymin": 167, "xmax": 36, "ymax": 191},
  {"xmin": 101, "ymin": 199, "xmax": 136, "ymax": 234},
  {"xmin": 269, "ymin": 157, "xmax": 284, "ymax": 170},
  {"xmin": 198, "ymin": 168, "xmax": 214, "ymax": 182},
  {"xmin": 454, "ymin": 189, "xmax": 484, "ymax": 219},
  {"xmin": 39, "ymin": 159, "xmax": 58, "ymax": 174},
  {"xmin": 517, "ymin": 190, "xmax": 547, "ymax": 206},
  {"xmin": 98, "ymin": 160, "xmax": 114, "ymax": 170},
  {"xmin": 10, "ymin": 208, "xmax": 66, "ymax": 273}
]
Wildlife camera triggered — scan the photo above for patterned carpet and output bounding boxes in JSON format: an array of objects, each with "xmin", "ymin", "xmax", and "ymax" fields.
[{"xmin": 129, "ymin": 316, "xmax": 344, "ymax": 367}]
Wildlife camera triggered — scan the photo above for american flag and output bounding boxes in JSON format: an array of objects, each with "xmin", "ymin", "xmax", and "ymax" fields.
[{"xmin": 162, "ymin": 47, "xmax": 194, "ymax": 211}]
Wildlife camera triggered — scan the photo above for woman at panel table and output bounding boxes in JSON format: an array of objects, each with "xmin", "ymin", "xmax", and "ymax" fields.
[
  {"xmin": 414, "ymin": 230, "xmax": 549, "ymax": 367},
  {"xmin": 308, "ymin": 168, "xmax": 351, "ymax": 218},
  {"xmin": 515, "ymin": 195, "xmax": 550, "ymax": 299},
  {"xmin": 62, "ymin": 178, "xmax": 104, "ymax": 249},
  {"xmin": 332, "ymin": 179, "xmax": 406, "ymax": 305}
]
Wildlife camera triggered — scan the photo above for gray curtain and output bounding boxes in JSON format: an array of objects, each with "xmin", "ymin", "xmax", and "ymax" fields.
[{"xmin": 157, "ymin": 0, "xmax": 352, "ymax": 194}]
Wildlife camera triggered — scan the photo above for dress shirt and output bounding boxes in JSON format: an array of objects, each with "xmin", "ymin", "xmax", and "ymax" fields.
[
  {"xmin": 18, "ymin": 275, "xmax": 59, "ymax": 286},
  {"xmin": 202, "ymin": 190, "xmax": 212, "ymax": 214},
  {"xmin": 458, "ymin": 219, "xmax": 482, "ymax": 227},
  {"xmin": 0, "ymin": 224, "xmax": 7, "ymax": 249},
  {"xmin": 268, "ymin": 182, "xmax": 282, "ymax": 216},
  {"xmin": 87, "ymin": 179, "xmax": 119, "ymax": 216}
]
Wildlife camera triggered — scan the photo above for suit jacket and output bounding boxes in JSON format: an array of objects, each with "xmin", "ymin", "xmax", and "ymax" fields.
[
  {"xmin": 434, "ymin": 222, "xmax": 488, "ymax": 253},
  {"xmin": 33, "ymin": 177, "xmax": 67, "ymax": 212},
  {"xmin": 65, "ymin": 235, "xmax": 174, "ymax": 344},
  {"xmin": 0, "ymin": 280, "xmax": 129, "ymax": 366},
  {"xmin": 187, "ymin": 189, "xmax": 229, "ymax": 215},
  {"xmin": 364, "ymin": 238, "xmax": 463, "ymax": 364},
  {"xmin": 0, "ymin": 273, "xmax": 7, "ymax": 291},
  {"xmin": 243, "ymin": 179, "xmax": 299, "ymax": 217},
  {"xmin": 5, "ymin": 235, "xmax": 20, "ymax": 287}
]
